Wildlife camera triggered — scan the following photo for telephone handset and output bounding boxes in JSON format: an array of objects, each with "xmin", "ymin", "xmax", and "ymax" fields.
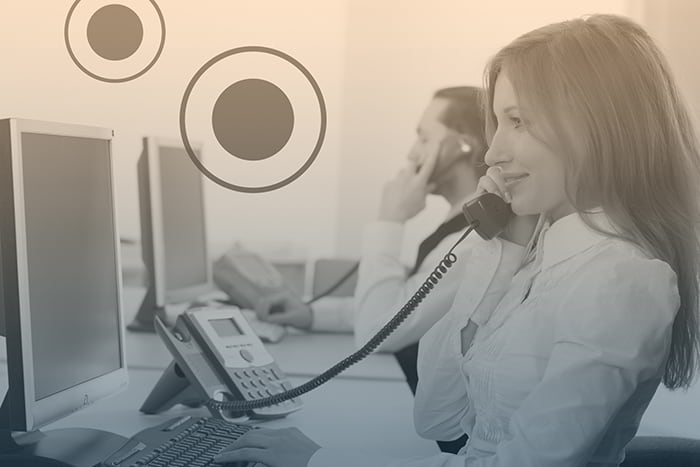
[
  {"xmin": 462, "ymin": 192, "xmax": 514, "ymax": 240},
  {"xmin": 141, "ymin": 306, "xmax": 302, "ymax": 420},
  {"xmin": 147, "ymin": 193, "xmax": 511, "ymax": 416},
  {"xmin": 212, "ymin": 247, "xmax": 290, "ymax": 310}
]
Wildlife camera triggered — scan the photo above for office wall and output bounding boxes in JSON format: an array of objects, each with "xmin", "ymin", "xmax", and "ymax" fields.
[
  {"xmin": 335, "ymin": 0, "xmax": 634, "ymax": 261},
  {"xmin": 4, "ymin": 1, "xmax": 690, "ymax": 267},
  {"xmin": 0, "ymin": 0, "xmax": 348, "ymax": 260}
]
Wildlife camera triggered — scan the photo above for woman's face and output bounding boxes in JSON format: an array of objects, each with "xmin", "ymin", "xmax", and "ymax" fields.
[{"xmin": 485, "ymin": 73, "xmax": 574, "ymax": 221}]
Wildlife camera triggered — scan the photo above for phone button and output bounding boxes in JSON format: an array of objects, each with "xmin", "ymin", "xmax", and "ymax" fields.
[{"xmin": 240, "ymin": 349, "xmax": 255, "ymax": 363}]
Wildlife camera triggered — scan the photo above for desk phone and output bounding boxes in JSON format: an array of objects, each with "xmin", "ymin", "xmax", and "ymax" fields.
[{"xmin": 141, "ymin": 307, "xmax": 302, "ymax": 420}]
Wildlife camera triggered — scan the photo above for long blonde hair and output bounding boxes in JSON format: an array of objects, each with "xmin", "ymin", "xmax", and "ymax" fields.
[{"xmin": 484, "ymin": 14, "xmax": 700, "ymax": 389}]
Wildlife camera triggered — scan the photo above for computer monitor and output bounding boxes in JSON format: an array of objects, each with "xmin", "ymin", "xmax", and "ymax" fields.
[
  {"xmin": 128, "ymin": 137, "xmax": 211, "ymax": 332},
  {"xmin": 311, "ymin": 258, "xmax": 359, "ymax": 299},
  {"xmin": 0, "ymin": 118, "xmax": 129, "ymax": 464}
]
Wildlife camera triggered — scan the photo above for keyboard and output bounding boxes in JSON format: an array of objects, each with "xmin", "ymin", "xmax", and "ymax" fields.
[{"xmin": 100, "ymin": 416, "xmax": 257, "ymax": 467}]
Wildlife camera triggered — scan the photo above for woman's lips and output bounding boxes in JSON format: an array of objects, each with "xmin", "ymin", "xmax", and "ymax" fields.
[{"xmin": 504, "ymin": 173, "xmax": 529, "ymax": 186}]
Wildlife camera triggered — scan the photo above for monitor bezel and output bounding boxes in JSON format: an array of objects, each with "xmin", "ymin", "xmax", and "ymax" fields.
[
  {"xmin": 143, "ymin": 136, "xmax": 211, "ymax": 306},
  {"xmin": 2, "ymin": 118, "xmax": 128, "ymax": 431}
]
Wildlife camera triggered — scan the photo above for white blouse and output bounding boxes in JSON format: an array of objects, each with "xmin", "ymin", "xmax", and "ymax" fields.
[{"xmin": 308, "ymin": 212, "xmax": 679, "ymax": 467}]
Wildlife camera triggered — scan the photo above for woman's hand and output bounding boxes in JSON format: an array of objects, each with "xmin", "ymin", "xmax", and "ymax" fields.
[
  {"xmin": 213, "ymin": 427, "xmax": 321, "ymax": 467},
  {"xmin": 472, "ymin": 166, "xmax": 538, "ymax": 246}
]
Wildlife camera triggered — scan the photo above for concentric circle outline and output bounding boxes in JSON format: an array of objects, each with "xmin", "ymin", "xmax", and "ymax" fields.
[
  {"xmin": 64, "ymin": 0, "xmax": 166, "ymax": 83},
  {"xmin": 179, "ymin": 46, "xmax": 327, "ymax": 193}
]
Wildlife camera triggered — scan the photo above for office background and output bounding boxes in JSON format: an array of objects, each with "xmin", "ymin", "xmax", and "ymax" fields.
[{"xmin": 0, "ymin": 0, "xmax": 699, "ymax": 460}]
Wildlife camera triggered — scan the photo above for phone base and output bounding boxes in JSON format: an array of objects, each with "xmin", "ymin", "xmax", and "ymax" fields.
[
  {"xmin": 140, "ymin": 361, "xmax": 202, "ymax": 413},
  {"xmin": 140, "ymin": 361, "xmax": 247, "ymax": 420},
  {"xmin": 146, "ymin": 313, "xmax": 302, "ymax": 421}
]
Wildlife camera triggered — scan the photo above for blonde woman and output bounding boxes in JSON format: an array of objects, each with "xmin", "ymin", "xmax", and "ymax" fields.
[{"xmin": 215, "ymin": 14, "xmax": 700, "ymax": 467}]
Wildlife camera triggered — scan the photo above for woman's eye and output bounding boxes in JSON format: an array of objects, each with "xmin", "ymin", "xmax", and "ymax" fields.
[{"xmin": 510, "ymin": 116, "xmax": 523, "ymax": 128}]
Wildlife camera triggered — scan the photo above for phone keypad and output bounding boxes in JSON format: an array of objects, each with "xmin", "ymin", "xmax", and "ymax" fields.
[{"xmin": 232, "ymin": 363, "xmax": 302, "ymax": 418}]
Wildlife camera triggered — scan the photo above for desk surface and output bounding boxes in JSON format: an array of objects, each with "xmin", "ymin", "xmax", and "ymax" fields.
[
  {"xmin": 0, "ymin": 367, "xmax": 439, "ymax": 459},
  {"xmin": 0, "ymin": 286, "xmax": 434, "ymax": 462},
  {"xmin": 123, "ymin": 288, "xmax": 405, "ymax": 381},
  {"xmin": 3, "ymin": 287, "xmax": 700, "ymax": 453}
]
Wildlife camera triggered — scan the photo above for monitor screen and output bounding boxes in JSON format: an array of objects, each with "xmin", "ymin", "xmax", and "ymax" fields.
[
  {"xmin": 158, "ymin": 145, "xmax": 209, "ymax": 294},
  {"xmin": 312, "ymin": 258, "xmax": 359, "ymax": 298},
  {"xmin": 21, "ymin": 132, "xmax": 122, "ymax": 401}
]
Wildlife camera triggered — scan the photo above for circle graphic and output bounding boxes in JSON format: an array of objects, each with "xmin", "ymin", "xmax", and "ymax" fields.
[
  {"xmin": 180, "ymin": 46, "xmax": 327, "ymax": 193},
  {"xmin": 212, "ymin": 78, "xmax": 295, "ymax": 162},
  {"xmin": 65, "ymin": 0, "xmax": 165, "ymax": 83},
  {"xmin": 87, "ymin": 4, "xmax": 144, "ymax": 61}
]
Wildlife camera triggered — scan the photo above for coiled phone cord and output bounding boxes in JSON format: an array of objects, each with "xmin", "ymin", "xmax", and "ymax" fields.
[{"xmin": 205, "ymin": 223, "xmax": 478, "ymax": 413}]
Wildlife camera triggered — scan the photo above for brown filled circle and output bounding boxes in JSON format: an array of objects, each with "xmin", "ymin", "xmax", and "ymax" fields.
[
  {"xmin": 212, "ymin": 78, "xmax": 295, "ymax": 161},
  {"xmin": 87, "ymin": 4, "xmax": 144, "ymax": 61}
]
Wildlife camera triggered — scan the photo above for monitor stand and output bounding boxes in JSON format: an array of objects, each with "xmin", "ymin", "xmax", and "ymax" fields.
[
  {"xmin": 126, "ymin": 285, "xmax": 164, "ymax": 333},
  {"xmin": 0, "ymin": 396, "xmax": 128, "ymax": 467}
]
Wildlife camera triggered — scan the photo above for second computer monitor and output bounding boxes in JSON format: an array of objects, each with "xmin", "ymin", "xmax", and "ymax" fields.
[{"xmin": 130, "ymin": 137, "xmax": 210, "ymax": 331}]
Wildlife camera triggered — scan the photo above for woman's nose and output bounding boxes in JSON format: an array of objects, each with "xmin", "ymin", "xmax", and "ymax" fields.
[{"xmin": 484, "ymin": 131, "xmax": 510, "ymax": 167}]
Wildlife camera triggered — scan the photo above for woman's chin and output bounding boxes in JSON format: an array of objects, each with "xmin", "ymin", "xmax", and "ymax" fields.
[
  {"xmin": 509, "ymin": 199, "xmax": 524, "ymax": 216},
  {"xmin": 509, "ymin": 199, "xmax": 536, "ymax": 217}
]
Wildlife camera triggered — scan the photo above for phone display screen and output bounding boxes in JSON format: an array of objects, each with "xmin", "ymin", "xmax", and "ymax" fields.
[{"xmin": 210, "ymin": 318, "xmax": 244, "ymax": 337}]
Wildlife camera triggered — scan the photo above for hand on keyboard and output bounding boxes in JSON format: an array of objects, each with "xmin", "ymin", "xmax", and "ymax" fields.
[
  {"xmin": 213, "ymin": 427, "xmax": 320, "ymax": 467},
  {"xmin": 100, "ymin": 416, "xmax": 258, "ymax": 467}
]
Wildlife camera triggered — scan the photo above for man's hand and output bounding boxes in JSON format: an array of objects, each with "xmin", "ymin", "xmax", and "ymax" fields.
[
  {"xmin": 214, "ymin": 427, "xmax": 321, "ymax": 467},
  {"xmin": 255, "ymin": 290, "xmax": 313, "ymax": 330},
  {"xmin": 378, "ymin": 147, "xmax": 439, "ymax": 223}
]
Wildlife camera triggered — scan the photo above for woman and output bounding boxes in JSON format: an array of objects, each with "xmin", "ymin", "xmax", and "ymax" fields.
[{"xmin": 215, "ymin": 14, "xmax": 700, "ymax": 467}]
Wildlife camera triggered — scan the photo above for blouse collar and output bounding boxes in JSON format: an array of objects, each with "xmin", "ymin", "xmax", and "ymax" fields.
[{"xmin": 538, "ymin": 210, "xmax": 615, "ymax": 271}]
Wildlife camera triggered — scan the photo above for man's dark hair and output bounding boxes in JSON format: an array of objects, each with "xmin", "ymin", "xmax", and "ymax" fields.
[{"xmin": 433, "ymin": 86, "xmax": 487, "ymax": 174}]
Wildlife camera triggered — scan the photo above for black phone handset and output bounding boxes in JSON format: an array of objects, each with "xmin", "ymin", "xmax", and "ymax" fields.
[
  {"xmin": 462, "ymin": 192, "xmax": 515, "ymax": 240},
  {"xmin": 204, "ymin": 192, "xmax": 513, "ymax": 414}
]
